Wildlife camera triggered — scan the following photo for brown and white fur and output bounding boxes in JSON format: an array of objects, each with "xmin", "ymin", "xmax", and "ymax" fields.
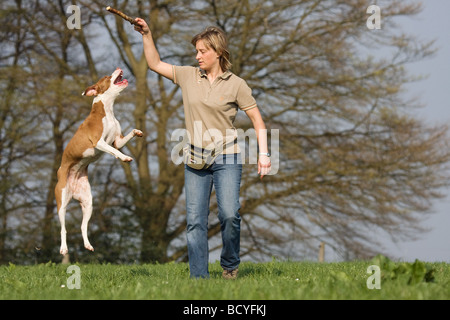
[{"xmin": 55, "ymin": 68, "xmax": 143, "ymax": 255}]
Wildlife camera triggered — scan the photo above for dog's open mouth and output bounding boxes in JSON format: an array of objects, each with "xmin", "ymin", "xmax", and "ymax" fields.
[{"xmin": 114, "ymin": 71, "xmax": 127, "ymax": 85}]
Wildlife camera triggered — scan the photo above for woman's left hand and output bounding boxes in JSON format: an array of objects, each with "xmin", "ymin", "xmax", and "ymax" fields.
[{"xmin": 258, "ymin": 155, "xmax": 271, "ymax": 179}]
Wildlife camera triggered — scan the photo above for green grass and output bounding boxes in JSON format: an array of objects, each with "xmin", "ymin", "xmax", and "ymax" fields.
[{"xmin": 1, "ymin": 259, "xmax": 449, "ymax": 300}]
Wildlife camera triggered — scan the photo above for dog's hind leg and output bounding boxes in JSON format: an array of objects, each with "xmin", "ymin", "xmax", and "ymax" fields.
[
  {"xmin": 56, "ymin": 165, "xmax": 72, "ymax": 255},
  {"xmin": 73, "ymin": 169, "xmax": 94, "ymax": 252},
  {"xmin": 80, "ymin": 196, "xmax": 94, "ymax": 252},
  {"xmin": 57, "ymin": 188, "xmax": 71, "ymax": 255}
]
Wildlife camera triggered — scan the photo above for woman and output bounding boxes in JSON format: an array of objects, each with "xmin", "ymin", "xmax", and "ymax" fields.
[{"xmin": 134, "ymin": 18, "xmax": 271, "ymax": 279}]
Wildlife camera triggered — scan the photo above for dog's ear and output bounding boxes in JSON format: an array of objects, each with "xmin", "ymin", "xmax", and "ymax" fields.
[{"xmin": 82, "ymin": 85, "xmax": 98, "ymax": 96}]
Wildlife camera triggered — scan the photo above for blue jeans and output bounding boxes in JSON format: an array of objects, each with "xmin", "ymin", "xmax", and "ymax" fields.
[{"xmin": 184, "ymin": 154, "xmax": 242, "ymax": 278}]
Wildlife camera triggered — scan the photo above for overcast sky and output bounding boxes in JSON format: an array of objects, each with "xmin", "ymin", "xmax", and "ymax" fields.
[{"xmin": 371, "ymin": 0, "xmax": 450, "ymax": 262}]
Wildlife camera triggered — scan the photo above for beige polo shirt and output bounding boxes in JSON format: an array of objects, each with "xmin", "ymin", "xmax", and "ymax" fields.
[{"xmin": 173, "ymin": 66, "xmax": 257, "ymax": 154}]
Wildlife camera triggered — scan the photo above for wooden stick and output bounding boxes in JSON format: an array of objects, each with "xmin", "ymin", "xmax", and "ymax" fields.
[
  {"xmin": 318, "ymin": 242, "xmax": 325, "ymax": 262},
  {"xmin": 106, "ymin": 6, "xmax": 137, "ymax": 25}
]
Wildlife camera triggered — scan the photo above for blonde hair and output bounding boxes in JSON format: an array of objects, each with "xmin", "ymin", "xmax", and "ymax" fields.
[{"xmin": 191, "ymin": 26, "xmax": 232, "ymax": 72}]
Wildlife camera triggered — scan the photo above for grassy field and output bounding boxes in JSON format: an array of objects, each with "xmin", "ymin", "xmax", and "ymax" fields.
[{"xmin": 1, "ymin": 258, "xmax": 449, "ymax": 300}]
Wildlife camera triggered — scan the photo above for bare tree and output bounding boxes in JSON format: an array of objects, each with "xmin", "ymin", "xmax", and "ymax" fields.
[
  {"xmin": 85, "ymin": 0, "xmax": 449, "ymax": 261},
  {"xmin": 0, "ymin": 0, "xmax": 51, "ymax": 262},
  {"xmin": 1, "ymin": 0, "xmax": 448, "ymax": 263},
  {"xmin": 1, "ymin": 0, "xmax": 104, "ymax": 262}
]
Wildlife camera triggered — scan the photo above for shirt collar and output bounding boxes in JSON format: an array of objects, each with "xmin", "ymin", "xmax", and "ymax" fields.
[
  {"xmin": 220, "ymin": 70, "xmax": 233, "ymax": 80},
  {"xmin": 198, "ymin": 68, "xmax": 232, "ymax": 80},
  {"xmin": 198, "ymin": 68, "xmax": 207, "ymax": 78}
]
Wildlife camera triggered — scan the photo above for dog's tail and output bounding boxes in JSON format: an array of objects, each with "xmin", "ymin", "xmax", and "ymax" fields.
[{"xmin": 55, "ymin": 164, "xmax": 70, "ymax": 213}]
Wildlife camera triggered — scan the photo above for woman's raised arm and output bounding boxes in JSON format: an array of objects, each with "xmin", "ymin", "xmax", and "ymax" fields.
[{"xmin": 134, "ymin": 18, "xmax": 174, "ymax": 81}]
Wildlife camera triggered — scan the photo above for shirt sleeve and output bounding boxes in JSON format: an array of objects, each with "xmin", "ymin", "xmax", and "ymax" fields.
[
  {"xmin": 236, "ymin": 79, "xmax": 257, "ymax": 111},
  {"xmin": 172, "ymin": 65, "xmax": 196, "ymax": 87}
]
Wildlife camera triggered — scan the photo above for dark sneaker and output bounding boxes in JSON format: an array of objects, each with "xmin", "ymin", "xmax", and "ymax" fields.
[{"xmin": 222, "ymin": 268, "xmax": 239, "ymax": 280}]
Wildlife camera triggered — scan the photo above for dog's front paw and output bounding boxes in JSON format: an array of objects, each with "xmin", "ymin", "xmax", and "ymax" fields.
[
  {"xmin": 122, "ymin": 156, "xmax": 133, "ymax": 162},
  {"xmin": 133, "ymin": 129, "xmax": 143, "ymax": 137}
]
